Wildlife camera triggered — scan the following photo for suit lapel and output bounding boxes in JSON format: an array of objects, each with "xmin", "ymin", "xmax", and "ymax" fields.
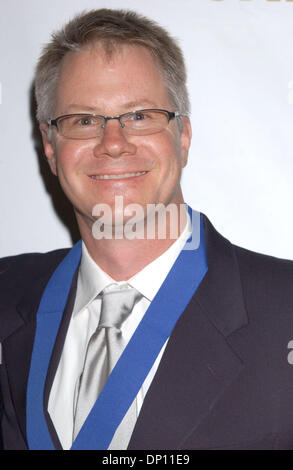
[
  {"xmin": 25, "ymin": 241, "xmax": 82, "ymax": 450},
  {"xmin": 128, "ymin": 215, "xmax": 248, "ymax": 449}
]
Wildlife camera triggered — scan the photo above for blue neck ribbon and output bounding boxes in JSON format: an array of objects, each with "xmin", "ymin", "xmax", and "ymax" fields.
[{"xmin": 26, "ymin": 208, "xmax": 208, "ymax": 449}]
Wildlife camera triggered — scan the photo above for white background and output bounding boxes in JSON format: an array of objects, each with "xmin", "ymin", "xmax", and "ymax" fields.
[{"xmin": 1, "ymin": 0, "xmax": 293, "ymax": 259}]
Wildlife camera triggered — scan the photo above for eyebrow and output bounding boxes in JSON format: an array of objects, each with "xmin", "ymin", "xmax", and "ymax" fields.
[{"xmin": 63, "ymin": 100, "xmax": 158, "ymax": 114}]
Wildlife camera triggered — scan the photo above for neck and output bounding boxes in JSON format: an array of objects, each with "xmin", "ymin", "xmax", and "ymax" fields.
[{"xmin": 76, "ymin": 203, "xmax": 188, "ymax": 281}]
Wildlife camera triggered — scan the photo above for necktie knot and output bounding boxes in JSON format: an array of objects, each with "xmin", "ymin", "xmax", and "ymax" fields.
[{"xmin": 98, "ymin": 284, "xmax": 142, "ymax": 330}]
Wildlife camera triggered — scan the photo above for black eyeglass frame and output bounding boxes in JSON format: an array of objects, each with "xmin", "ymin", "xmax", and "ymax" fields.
[{"xmin": 48, "ymin": 109, "xmax": 180, "ymax": 135}]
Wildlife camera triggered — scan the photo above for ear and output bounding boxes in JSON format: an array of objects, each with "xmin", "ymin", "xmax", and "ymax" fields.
[
  {"xmin": 39, "ymin": 123, "xmax": 57, "ymax": 176},
  {"xmin": 180, "ymin": 116, "xmax": 192, "ymax": 168}
]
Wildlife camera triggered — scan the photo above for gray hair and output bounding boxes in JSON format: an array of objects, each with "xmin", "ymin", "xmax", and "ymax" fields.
[{"xmin": 34, "ymin": 8, "xmax": 190, "ymax": 124}]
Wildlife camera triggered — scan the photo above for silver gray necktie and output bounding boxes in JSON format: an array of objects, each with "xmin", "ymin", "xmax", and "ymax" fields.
[{"xmin": 73, "ymin": 284, "xmax": 142, "ymax": 441}]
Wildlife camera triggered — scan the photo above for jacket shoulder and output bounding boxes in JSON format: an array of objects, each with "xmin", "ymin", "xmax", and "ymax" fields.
[
  {"xmin": 233, "ymin": 243, "xmax": 293, "ymax": 315},
  {"xmin": 203, "ymin": 214, "xmax": 293, "ymax": 311},
  {"xmin": 0, "ymin": 248, "xmax": 70, "ymax": 288},
  {"xmin": 234, "ymin": 243, "xmax": 293, "ymax": 283},
  {"xmin": 203, "ymin": 214, "xmax": 293, "ymax": 282}
]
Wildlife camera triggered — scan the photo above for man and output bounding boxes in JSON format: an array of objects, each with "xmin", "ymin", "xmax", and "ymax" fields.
[{"xmin": 1, "ymin": 8, "xmax": 293, "ymax": 451}]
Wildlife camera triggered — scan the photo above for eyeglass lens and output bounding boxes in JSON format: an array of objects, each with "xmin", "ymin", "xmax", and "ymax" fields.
[{"xmin": 56, "ymin": 110, "xmax": 171, "ymax": 139}]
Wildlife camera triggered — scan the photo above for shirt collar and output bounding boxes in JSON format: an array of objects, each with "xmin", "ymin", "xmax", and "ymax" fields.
[
  {"xmin": 72, "ymin": 208, "xmax": 192, "ymax": 316},
  {"xmin": 72, "ymin": 244, "xmax": 115, "ymax": 317},
  {"xmin": 128, "ymin": 211, "xmax": 191, "ymax": 300}
]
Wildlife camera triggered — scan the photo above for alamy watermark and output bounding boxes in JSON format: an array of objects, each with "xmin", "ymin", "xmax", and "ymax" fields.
[{"xmin": 91, "ymin": 197, "xmax": 200, "ymax": 250}]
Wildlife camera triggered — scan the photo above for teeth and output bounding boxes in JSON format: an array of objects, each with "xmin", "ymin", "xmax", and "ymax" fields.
[{"xmin": 91, "ymin": 171, "xmax": 146, "ymax": 180}]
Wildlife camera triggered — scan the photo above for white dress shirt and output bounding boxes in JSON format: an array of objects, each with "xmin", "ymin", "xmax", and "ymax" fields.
[{"xmin": 48, "ymin": 211, "xmax": 191, "ymax": 449}]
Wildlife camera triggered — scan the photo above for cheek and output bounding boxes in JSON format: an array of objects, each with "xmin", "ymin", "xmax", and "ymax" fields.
[
  {"xmin": 155, "ymin": 134, "xmax": 183, "ymax": 178},
  {"xmin": 146, "ymin": 132, "xmax": 182, "ymax": 167},
  {"xmin": 55, "ymin": 140, "xmax": 92, "ymax": 175}
]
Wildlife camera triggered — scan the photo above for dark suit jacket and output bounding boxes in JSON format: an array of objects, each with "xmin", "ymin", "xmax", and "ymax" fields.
[{"xmin": 1, "ymin": 215, "xmax": 293, "ymax": 450}]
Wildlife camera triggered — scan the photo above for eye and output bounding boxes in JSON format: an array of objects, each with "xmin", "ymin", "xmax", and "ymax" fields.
[
  {"xmin": 78, "ymin": 116, "xmax": 96, "ymax": 126},
  {"xmin": 132, "ymin": 111, "xmax": 148, "ymax": 121}
]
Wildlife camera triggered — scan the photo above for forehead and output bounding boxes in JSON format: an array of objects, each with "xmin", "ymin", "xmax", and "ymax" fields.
[{"xmin": 55, "ymin": 44, "xmax": 171, "ymax": 114}]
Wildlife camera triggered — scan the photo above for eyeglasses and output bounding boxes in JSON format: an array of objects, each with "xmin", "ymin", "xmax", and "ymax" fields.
[{"xmin": 48, "ymin": 109, "xmax": 180, "ymax": 140}]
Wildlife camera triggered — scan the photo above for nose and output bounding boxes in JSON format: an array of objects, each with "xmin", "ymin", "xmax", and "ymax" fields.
[{"xmin": 93, "ymin": 118, "xmax": 136, "ymax": 159}]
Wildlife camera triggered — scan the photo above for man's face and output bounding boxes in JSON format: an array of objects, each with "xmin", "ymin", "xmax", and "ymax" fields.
[{"xmin": 41, "ymin": 44, "xmax": 191, "ymax": 229}]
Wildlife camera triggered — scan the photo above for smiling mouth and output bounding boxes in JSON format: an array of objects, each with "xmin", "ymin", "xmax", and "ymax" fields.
[{"xmin": 90, "ymin": 171, "xmax": 147, "ymax": 180}]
